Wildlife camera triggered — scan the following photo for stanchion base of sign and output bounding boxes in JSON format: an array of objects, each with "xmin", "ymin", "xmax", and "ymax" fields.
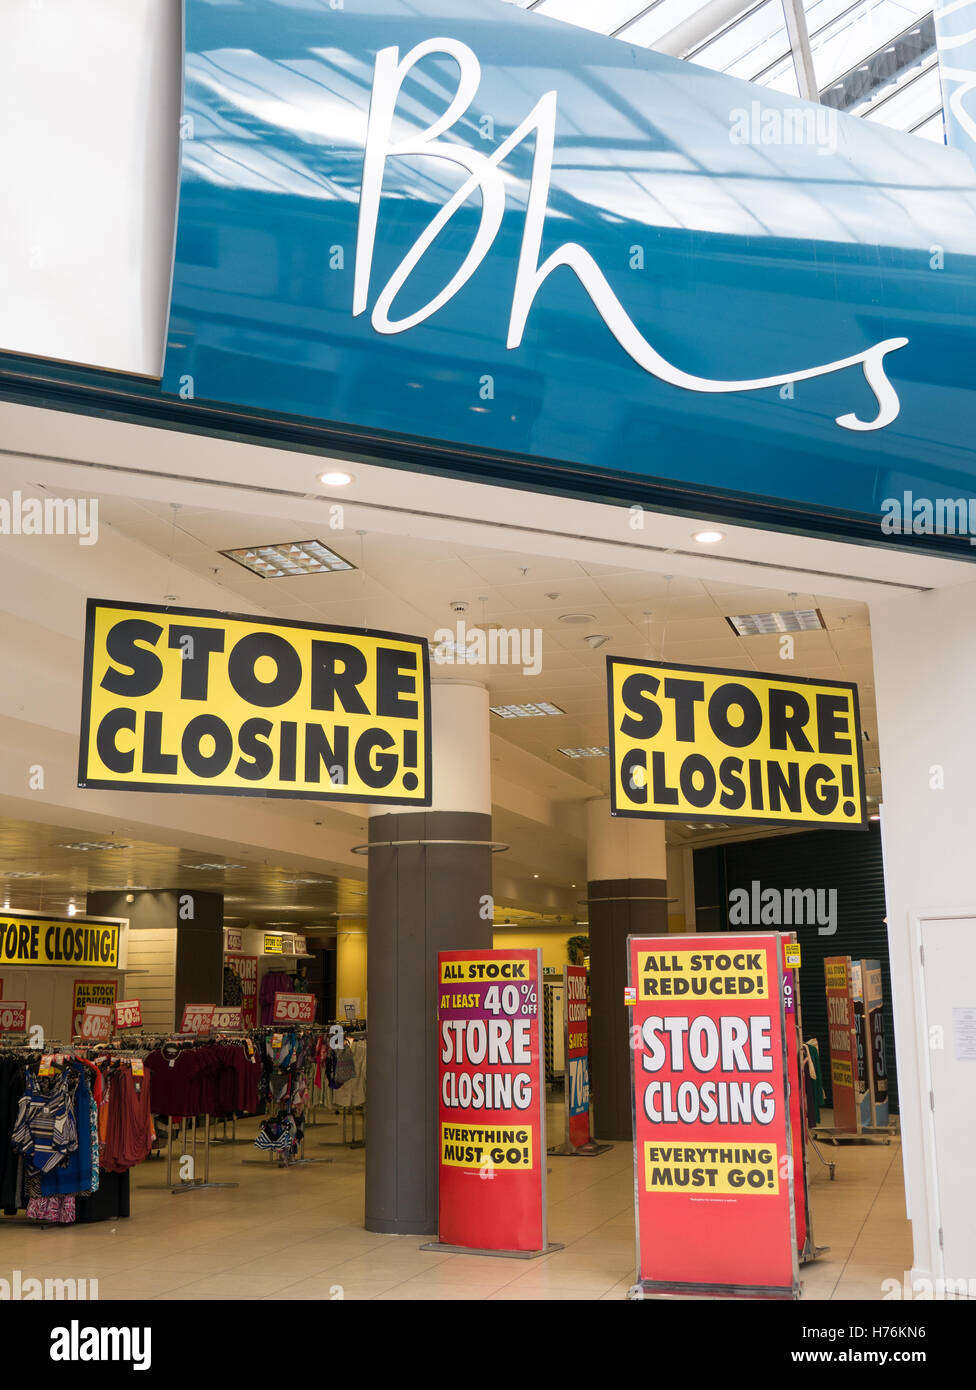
[
  {"xmin": 809, "ymin": 1125, "xmax": 894, "ymax": 1146},
  {"xmin": 629, "ymin": 1278, "xmax": 799, "ymax": 1300},
  {"xmin": 418, "ymin": 1241, "xmax": 564, "ymax": 1260},
  {"xmin": 170, "ymin": 1181, "xmax": 239, "ymax": 1193},
  {"xmin": 239, "ymin": 1157, "xmax": 333, "ymax": 1167},
  {"xmin": 547, "ymin": 1140, "xmax": 614, "ymax": 1157},
  {"xmin": 799, "ymin": 1243, "xmax": 830, "ymax": 1265}
]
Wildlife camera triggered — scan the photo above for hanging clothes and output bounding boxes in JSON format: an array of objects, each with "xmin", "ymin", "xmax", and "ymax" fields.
[
  {"xmin": 259, "ymin": 970, "xmax": 295, "ymax": 1024},
  {"xmin": 0, "ymin": 1055, "xmax": 26, "ymax": 1213},
  {"xmin": 11, "ymin": 1066, "xmax": 79, "ymax": 1174},
  {"xmin": 100, "ymin": 1065, "xmax": 154, "ymax": 1172},
  {"xmin": 223, "ymin": 962, "xmax": 243, "ymax": 1007}
]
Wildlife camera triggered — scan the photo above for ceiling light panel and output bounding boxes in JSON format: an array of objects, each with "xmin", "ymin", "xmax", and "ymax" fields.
[
  {"xmin": 179, "ymin": 862, "xmax": 247, "ymax": 872},
  {"xmin": 220, "ymin": 540, "xmax": 355, "ymax": 578},
  {"xmin": 56, "ymin": 841, "xmax": 131, "ymax": 852},
  {"xmin": 490, "ymin": 702, "xmax": 565, "ymax": 717},
  {"xmin": 558, "ymin": 746, "xmax": 610, "ymax": 758},
  {"xmin": 726, "ymin": 610, "xmax": 825, "ymax": 636}
]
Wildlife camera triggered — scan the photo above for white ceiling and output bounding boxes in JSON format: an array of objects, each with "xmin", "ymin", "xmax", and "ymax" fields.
[{"xmin": 0, "ymin": 394, "xmax": 962, "ymax": 928}]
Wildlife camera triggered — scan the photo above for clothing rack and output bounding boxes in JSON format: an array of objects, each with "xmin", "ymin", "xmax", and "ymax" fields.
[
  {"xmin": 316, "ymin": 1028, "xmax": 367, "ymax": 1150},
  {"xmin": 1, "ymin": 1043, "xmax": 149, "ymax": 1227},
  {"xmin": 240, "ymin": 1024, "xmax": 334, "ymax": 1169},
  {"xmin": 129, "ymin": 1031, "xmax": 250, "ymax": 1194}
]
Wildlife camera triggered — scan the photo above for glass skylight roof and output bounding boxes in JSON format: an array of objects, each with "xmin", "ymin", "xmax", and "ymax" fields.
[{"xmin": 503, "ymin": 0, "xmax": 947, "ymax": 141}]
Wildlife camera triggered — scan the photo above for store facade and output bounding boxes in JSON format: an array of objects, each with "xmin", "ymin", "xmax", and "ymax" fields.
[{"xmin": 1, "ymin": 0, "xmax": 975, "ymax": 1299}]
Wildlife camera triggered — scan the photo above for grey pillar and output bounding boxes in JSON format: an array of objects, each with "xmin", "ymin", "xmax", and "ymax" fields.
[
  {"xmin": 365, "ymin": 809, "xmax": 492, "ymax": 1235},
  {"xmin": 588, "ymin": 877, "xmax": 669, "ymax": 1142}
]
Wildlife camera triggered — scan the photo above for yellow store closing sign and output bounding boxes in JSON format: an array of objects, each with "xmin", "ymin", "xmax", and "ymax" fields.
[
  {"xmin": 608, "ymin": 657, "xmax": 866, "ymax": 829},
  {"xmin": 0, "ymin": 913, "xmax": 120, "ymax": 967},
  {"xmin": 79, "ymin": 600, "xmax": 432, "ymax": 804}
]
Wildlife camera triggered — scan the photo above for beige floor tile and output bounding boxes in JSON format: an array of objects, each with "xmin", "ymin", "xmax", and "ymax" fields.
[{"xmin": 0, "ymin": 1114, "xmax": 913, "ymax": 1304}]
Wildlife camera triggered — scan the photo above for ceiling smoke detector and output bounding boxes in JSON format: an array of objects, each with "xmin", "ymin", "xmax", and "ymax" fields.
[{"xmin": 449, "ymin": 600, "xmax": 469, "ymax": 614}]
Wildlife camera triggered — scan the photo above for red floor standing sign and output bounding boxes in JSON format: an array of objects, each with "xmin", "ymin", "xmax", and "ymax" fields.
[
  {"xmin": 629, "ymin": 933, "xmax": 799, "ymax": 1296},
  {"xmin": 824, "ymin": 956, "xmax": 860, "ymax": 1133},
  {"xmin": 437, "ymin": 948, "xmax": 547, "ymax": 1253},
  {"xmin": 565, "ymin": 964, "xmax": 591, "ymax": 1149}
]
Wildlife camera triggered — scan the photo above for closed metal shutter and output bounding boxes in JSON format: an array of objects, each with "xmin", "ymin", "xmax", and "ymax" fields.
[{"xmin": 695, "ymin": 825, "xmax": 896, "ymax": 1114}]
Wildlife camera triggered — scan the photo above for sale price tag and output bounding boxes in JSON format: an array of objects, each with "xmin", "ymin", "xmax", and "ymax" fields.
[
  {"xmin": 181, "ymin": 1003, "xmax": 215, "ymax": 1035},
  {"xmin": 211, "ymin": 1006, "xmax": 243, "ymax": 1030},
  {"xmin": 80, "ymin": 1004, "xmax": 113, "ymax": 1041},
  {"xmin": 0, "ymin": 1001, "xmax": 28, "ymax": 1032},
  {"xmin": 114, "ymin": 999, "xmax": 143, "ymax": 1030},
  {"xmin": 272, "ymin": 992, "xmax": 316, "ymax": 1024}
]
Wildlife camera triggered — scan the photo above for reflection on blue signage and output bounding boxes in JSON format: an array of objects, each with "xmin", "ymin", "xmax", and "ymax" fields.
[{"xmin": 163, "ymin": 0, "xmax": 976, "ymax": 541}]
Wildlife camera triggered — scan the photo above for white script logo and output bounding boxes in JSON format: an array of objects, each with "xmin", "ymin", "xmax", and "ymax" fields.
[{"xmin": 354, "ymin": 39, "xmax": 908, "ymax": 432}]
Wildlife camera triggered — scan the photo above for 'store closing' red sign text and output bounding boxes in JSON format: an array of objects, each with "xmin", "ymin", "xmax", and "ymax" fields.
[
  {"xmin": 437, "ymin": 949, "xmax": 547, "ymax": 1253},
  {"xmin": 629, "ymin": 933, "xmax": 798, "ymax": 1296}
]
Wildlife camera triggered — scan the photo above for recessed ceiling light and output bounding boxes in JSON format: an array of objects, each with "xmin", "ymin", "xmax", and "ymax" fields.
[
  {"xmin": 490, "ymin": 702, "xmax": 565, "ymax": 718},
  {"xmin": 179, "ymin": 862, "xmax": 247, "ymax": 872},
  {"xmin": 693, "ymin": 529, "xmax": 725, "ymax": 544},
  {"xmin": 57, "ymin": 841, "xmax": 131, "ymax": 852},
  {"xmin": 318, "ymin": 470, "xmax": 354, "ymax": 486},
  {"xmin": 558, "ymin": 613, "xmax": 597, "ymax": 625},
  {"xmin": 220, "ymin": 540, "xmax": 355, "ymax": 578},
  {"xmin": 727, "ymin": 610, "xmax": 825, "ymax": 636},
  {"xmin": 558, "ymin": 746, "xmax": 610, "ymax": 759}
]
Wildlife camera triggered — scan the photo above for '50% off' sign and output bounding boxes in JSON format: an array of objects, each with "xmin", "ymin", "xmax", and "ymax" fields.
[
  {"xmin": 114, "ymin": 999, "xmax": 143, "ymax": 1030},
  {"xmin": 272, "ymin": 993, "xmax": 316, "ymax": 1024},
  {"xmin": 180, "ymin": 1003, "xmax": 215, "ymax": 1034}
]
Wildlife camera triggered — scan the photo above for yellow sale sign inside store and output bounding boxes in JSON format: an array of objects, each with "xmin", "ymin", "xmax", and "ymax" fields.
[
  {"xmin": 608, "ymin": 657, "xmax": 866, "ymax": 829},
  {"xmin": 79, "ymin": 600, "xmax": 432, "ymax": 804}
]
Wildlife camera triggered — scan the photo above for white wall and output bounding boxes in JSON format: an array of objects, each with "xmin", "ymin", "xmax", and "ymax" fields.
[
  {"xmin": 0, "ymin": 0, "xmax": 178, "ymax": 374},
  {"xmin": 871, "ymin": 578, "xmax": 976, "ymax": 1283}
]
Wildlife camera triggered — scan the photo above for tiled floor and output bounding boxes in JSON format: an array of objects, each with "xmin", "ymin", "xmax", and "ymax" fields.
[{"xmin": 0, "ymin": 1108, "xmax": 912, "ymax": 1300}]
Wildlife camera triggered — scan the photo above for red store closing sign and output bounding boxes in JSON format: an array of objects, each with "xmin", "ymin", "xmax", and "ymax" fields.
[
  {"xmin": 628, "ymin": 933, "xmax": 799, "ymax": 1297},
  {"xmin": 432, "ymin": 948, "xmax": 552, "ymax": 1255}
]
